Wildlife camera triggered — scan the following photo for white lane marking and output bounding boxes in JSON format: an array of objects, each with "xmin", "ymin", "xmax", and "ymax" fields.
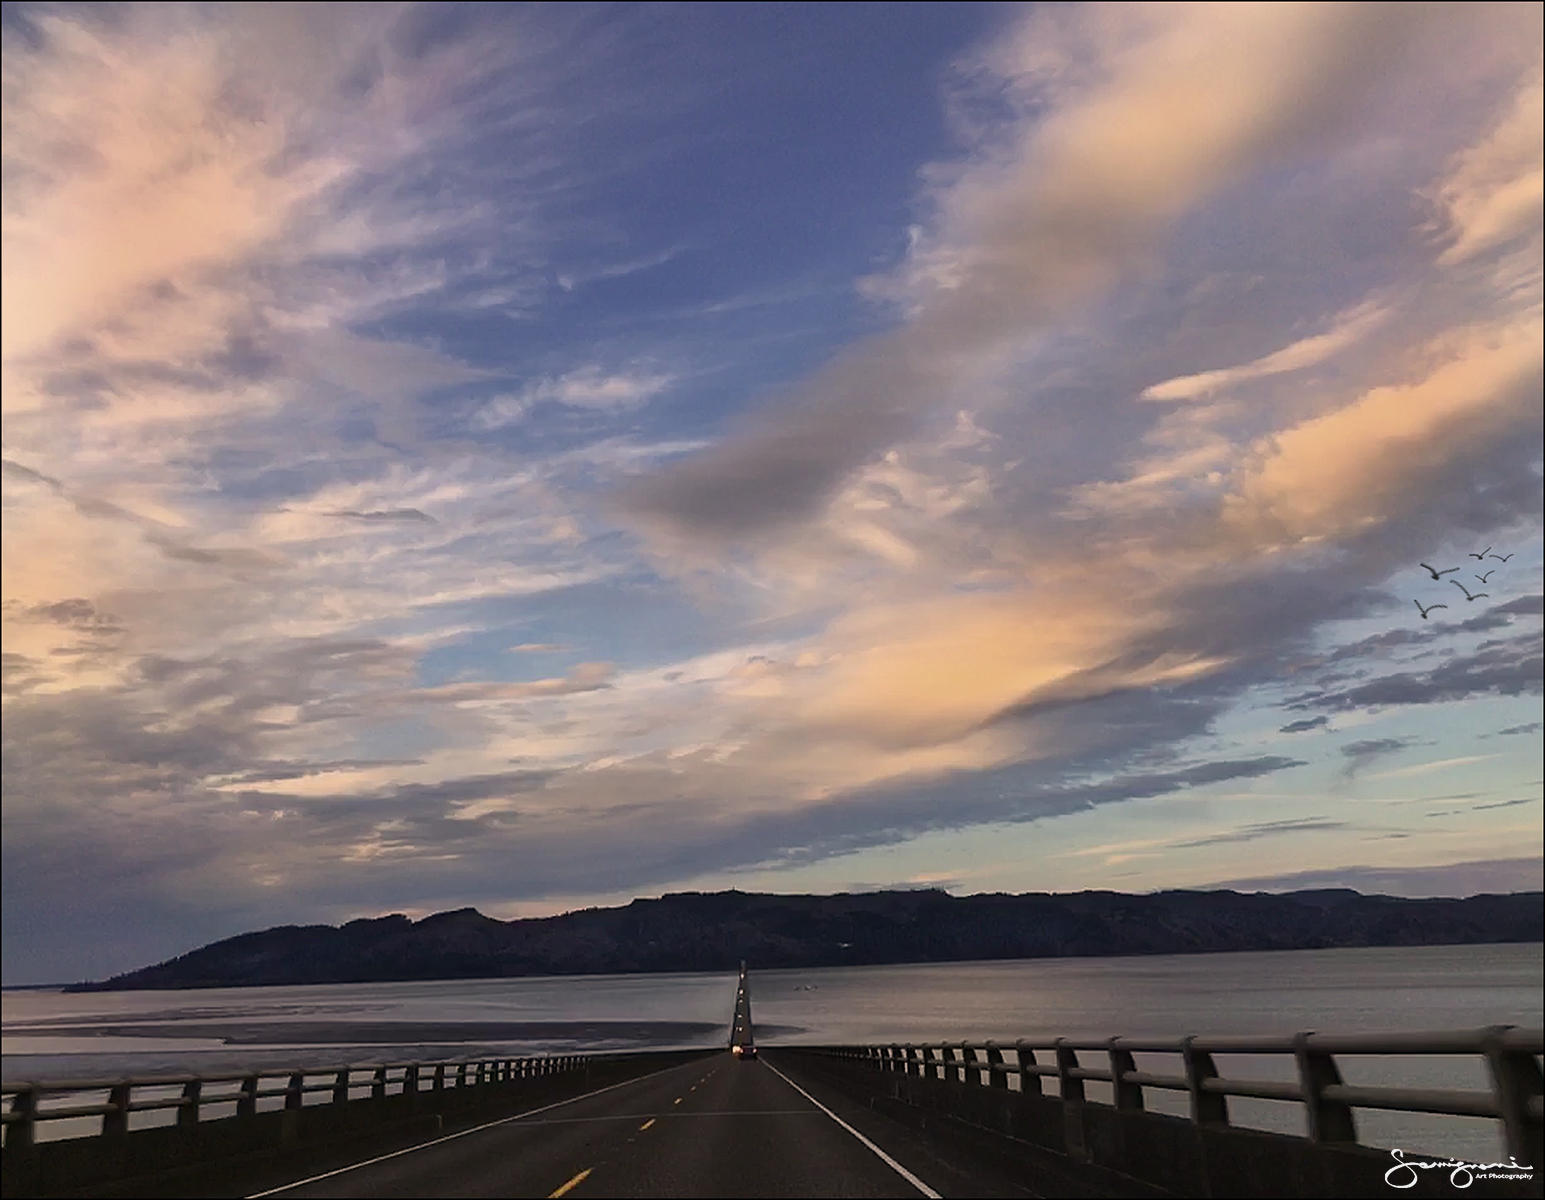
[
  {"xmin": 761, "ymin": 1060, "xmax": 942, "ymax": 1200},
  {"xmin": 244, "ymin": 1059, "xmax": 699, "ymax": 1197},
  {"xmin": 639, "ymin": 1118, "xmax": 655, "ymax": 1131}
]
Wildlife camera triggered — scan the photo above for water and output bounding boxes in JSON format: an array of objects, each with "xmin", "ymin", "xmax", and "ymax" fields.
[{"xmin": 4, "ymin": 943, "xmax": 1540, "ymax": 1162}]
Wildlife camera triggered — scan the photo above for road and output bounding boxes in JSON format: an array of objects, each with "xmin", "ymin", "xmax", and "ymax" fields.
[{"xmin": 246, "ymin": 1052, "xmax": 942, "ymax": 1199}]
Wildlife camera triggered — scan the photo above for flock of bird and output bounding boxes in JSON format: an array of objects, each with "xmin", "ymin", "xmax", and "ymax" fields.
[{"xmin": 1414, "ymin": 546, "xmax": 1512, "ymax": 619}]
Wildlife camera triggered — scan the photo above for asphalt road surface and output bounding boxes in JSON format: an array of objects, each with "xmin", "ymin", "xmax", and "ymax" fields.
[{"xmin": 245, "ymin": 1051, "xmax": 944, "ymax": 1199}]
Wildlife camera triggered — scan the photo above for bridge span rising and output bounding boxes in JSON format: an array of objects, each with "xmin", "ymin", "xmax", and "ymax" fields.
[{"xmin": 2, "ymin": 967, "xmax": 1540, "ymax": 1198}]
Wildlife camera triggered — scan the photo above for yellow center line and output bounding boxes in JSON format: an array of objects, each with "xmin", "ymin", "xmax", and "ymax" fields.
[
  {"xmin": 638, "ymin": 1118, "xmax": 655, "ymax": 1131},
  {"xmin": 548, "ymin": 1167, "xmax": 592, "ymax": 1199}
]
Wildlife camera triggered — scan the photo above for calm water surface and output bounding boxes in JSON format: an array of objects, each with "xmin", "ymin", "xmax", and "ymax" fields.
[{"xmin": 4, "ymin": 942, "xmax": 1540, "ymax": 1160}]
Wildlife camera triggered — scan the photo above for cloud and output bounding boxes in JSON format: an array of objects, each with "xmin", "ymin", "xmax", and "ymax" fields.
[
  {"xmin": 323, "ymin": 508, "xmax": 438, "ymax": 524},
  {"xmin": 1170, "ymin": 817, "xmax": 1351, "ymax": 850},
  {"xmin": 621, "ymin": 4, "xmax": 1455, "ymax": 550},
  {"xmin": 15, "ymin": 598, "xmax": 123, "ymax": 634},
  {"xmin": 1470, "ymin": 796, "xmax": 1537, "ymax": 811},
  {"xmin": 1203, "ymin": 857, "xmax": 1544, "ymax": 898},
  {"xmin": 1366, "ymin": 754, "xmax": 1499, "ymax": 781},
  {"xmin": 555, "ymin": 246, "xmax": 685, "ymax": 293},
  {"xmin": 410, "ymin": 662, "xmax": 615, "ymax": 703},
  {"xmin": 3, "ymin": 3, "xmax": 1542, "ymax": 981},
  {"xmin": 1496, "ymin": 721, "xmax": 1543, "ymax": 736},
  {"xmin": 1292, "ymin": 630, "xmax": 1543, "ymax": 713},
  {"xmin": 1432, "ymin": 70, "xmax": 1544, "ymax": 265},
  {"xmin": 1141, "ymin": 300, "xmax": 1390, "ymax": 402},
  {"xmin": 1221, "ymin": 317, "xmax": 1542, "ymax": 548},
  {"xmin": 476, "ymin": 367, "xmax": 677, "ymax": 429},
  {"xmin": 1340, "ymin": 737, "xmax": 1417, "ymax": 778}
]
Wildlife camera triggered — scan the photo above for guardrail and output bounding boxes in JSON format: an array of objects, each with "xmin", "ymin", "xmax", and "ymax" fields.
[
  {"xmin": 0, "ymin": 1052, "xmax": 598, "ymax": 1150},
  {"xmin": 799, "ymin": 1025, "xmax": 1543, "ymax": 1166},
  {"xmin": 1, "ymin": 1048, "xmax": 712, "ymax": 1198}
]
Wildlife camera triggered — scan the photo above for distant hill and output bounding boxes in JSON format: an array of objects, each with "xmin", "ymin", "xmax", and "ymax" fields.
[{"xmin": 65, "ymin": 887, "xmax": 1544, "ymax": 991}]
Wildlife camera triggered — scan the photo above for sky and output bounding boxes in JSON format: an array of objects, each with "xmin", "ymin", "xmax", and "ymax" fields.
[{"xmin": 1, "ymin": 2, "xmax": 1541, "ymax": 985}]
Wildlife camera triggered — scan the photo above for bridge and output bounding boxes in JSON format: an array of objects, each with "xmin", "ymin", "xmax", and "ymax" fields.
[{"xmin": 3, "ymin": 964, "xmax": 1540, "ymax": 1198}]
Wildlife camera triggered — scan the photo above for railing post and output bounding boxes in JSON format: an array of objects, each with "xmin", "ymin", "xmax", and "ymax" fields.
[
  {"xmin": 281, "ymin": 1072, "xmax": 304, "ymax": 1145},
  {"xmin": 963, "ymin": 1043, "xmax": 981, "ymax": 1086},
  {"xmin": 1055, "ymin": 1040, "xmax": 1087, "ymax": 1163},
  {"xmin": 887, "ymin": 1044, "xmax": 901, "ymax": 1073},
  {"xmin": 1109, "ymin": 1040, "xmax": 1143, "ymax": 1111},
  {"xmin": 456, "ymin": 1063, "xmax": 468, "ymax": 1090},
  {"xmin": 1181, "ymin": 1036, "xmax": 1228, "ymax": 1125},
  {"xmin": 922, "ymin": 1045, "xmax": 938, "ymax": 1081},
  {"xmin": 372, "ymin": 1066, "xmax": 388, "ymax": 1102},
  {"xmin": 1483, "ymin": 1024, "xmax": 1544, "ymax": 1169},
  {"xmin": 1054, "ymin": 1040, "xmax": 1083, "ymax": 1103},
  {"xmin": 1294, "ymin": 1032, "xmax": 1355, "ymax": 1143},
  {"xmin": 906, "ymin": 1045, "xmax": 921, "ymax": 1078},
  {"xmin": 238, "ymin": 1075, "xmax": 259, "ymax": 1120},
  {"xmin": 1016, "ymin": 1040, "xmax": 1043, "ymax": 1095},
  {"xmin": 985, "ymin": 1041, "xmax": 1007, "ymax": 1089},
  {"xmin": 178, "ymin": 1079, "xmax": 201, "ymax": 1130},
  {"xmin": 6, "ymin": 1087, "xmax": 37, "ymax": 1150},
  {"xmin": 404, "ymin": 1064, "xmax": 420, "ymax": 1109},
  {"xmin": 104, "ymin": 1082, "xmax": 130, "ymax": 1138},
  {"xmin": 942, "ymin": 1044, "xmax": 960, "ymax": 1084},
  {"xmin": 332, "ymin": 1069, "xmax": 350, "ymax": 1106},
  {"xmin": 432, "ymin": 1064, "xmax": 446, "ymax": 1093}
]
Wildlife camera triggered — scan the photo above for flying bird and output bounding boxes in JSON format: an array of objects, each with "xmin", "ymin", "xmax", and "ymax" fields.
[
  {"xmin": 1488, "ymin": 552, "xmax": 1514, "ymax": 562},
  {"xmin": 1419, "ymin": 562, "xmax": 1460, "ymax": 579},
  {"xmin": 1469, "ymin": 546, "xmax": 1492, "ymax": 560},
  {"xmin": 1476, "ymin": 570, "xmax": 1495, "ymax": 583},
  {"xmin": 1414, "ymin": 600, "xmax": 1448, "ymax": 620},
  {"xmin": 1450, "ymin": 581, "xmax": 1488, "ymax": 602}
]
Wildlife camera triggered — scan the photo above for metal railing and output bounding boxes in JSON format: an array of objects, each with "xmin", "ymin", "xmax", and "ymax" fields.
[
  {"xmin": 797, "ymin": 1025, "xmax": 1544, "ymax": 1165},
  {"xmin": 0, "ymin": 1051, "xmax": 598, "ymax": 1150}
]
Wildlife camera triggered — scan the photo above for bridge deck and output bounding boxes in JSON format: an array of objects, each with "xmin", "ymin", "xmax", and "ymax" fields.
[{"xmin": 237, "ymin": 1051, "xmax": 1022, "ymax": 1199}]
